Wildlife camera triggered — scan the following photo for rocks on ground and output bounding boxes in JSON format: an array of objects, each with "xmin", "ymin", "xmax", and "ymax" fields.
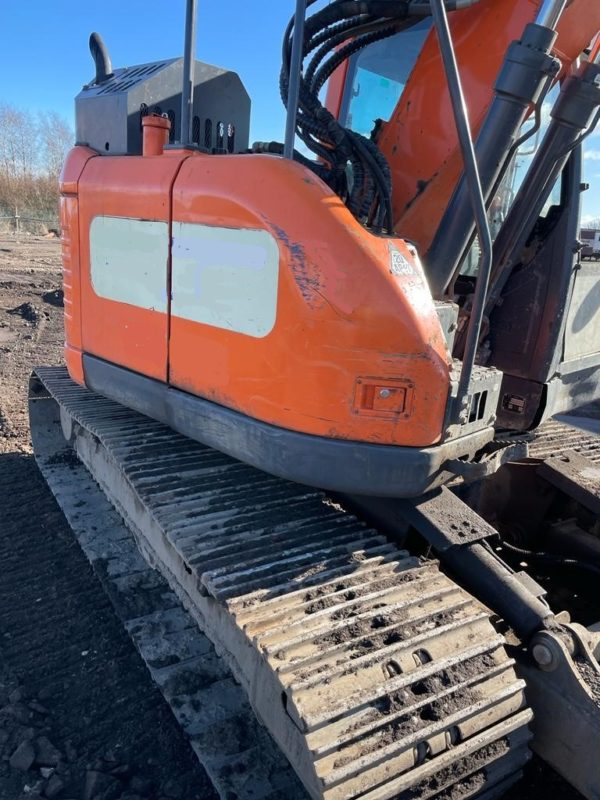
[{"xmin": 0, "ymin": 670, "xmax": 188, "ymax": 800}]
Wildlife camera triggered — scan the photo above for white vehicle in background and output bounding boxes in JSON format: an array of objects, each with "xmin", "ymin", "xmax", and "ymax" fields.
[{"xmin": 580, "ymin": 227, "xmax": 600, "ymax": 259}]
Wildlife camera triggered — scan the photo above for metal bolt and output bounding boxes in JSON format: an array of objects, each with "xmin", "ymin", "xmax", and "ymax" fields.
[
  {"xmin": 532, "ymin": 643, "xmax": 555, "ymax": 668},
  {"xmin": 379, "ymin": 389, "xmax": 392, "ymax": 399}
]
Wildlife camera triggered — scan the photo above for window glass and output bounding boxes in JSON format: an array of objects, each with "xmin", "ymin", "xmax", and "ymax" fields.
[{"xmin": 344, "ymin": 20, "xmax": 432, "ymax": 137}]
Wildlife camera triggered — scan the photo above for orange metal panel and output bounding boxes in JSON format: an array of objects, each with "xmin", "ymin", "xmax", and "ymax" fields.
[
  {"xmin": 324, "ymin": 59, "xmax": 350, "ymax": 121},
  {"xmin": 169, "ymin": 154, "xmax": 450, "ymax": 447},
  {"xmin": 554, "ymin": 1, "xmax": 600, "ymax": 70},
  {"xmin": 76, "ymin": 154, "xmax": 188, "ymax": 382},
  {"xmin": 59, "ymin": 146, "xmax": 98, "ymax": 385}
]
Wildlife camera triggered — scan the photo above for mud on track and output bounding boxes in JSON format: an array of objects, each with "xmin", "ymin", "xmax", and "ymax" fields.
[{"xmin": 0, "ymin": 236, "xmax": 583, "ymax": 799}]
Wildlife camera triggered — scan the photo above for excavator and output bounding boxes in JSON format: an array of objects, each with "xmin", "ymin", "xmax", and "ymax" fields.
[{"xmin": 27, "ymin": 0, "xmax": 600, "ymax": 797}]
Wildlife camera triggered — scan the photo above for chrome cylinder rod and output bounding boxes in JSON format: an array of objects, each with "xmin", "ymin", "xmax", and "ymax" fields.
[{"xmin": 535, "ymin": 0, "xmax": 567, "ymax": 29}]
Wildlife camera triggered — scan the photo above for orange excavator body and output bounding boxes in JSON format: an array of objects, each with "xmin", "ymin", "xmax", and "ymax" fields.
[
  {"xmin": 59, "ymin": 0, "xmax": 599, "ymax": 496},
  {"xmin": 62, "ymin": 146, "xmax": 449, "ymax": 448}
]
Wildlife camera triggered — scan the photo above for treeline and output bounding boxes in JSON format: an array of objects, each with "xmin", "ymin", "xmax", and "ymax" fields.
[{"xmin": 0, "ymin": 104, "xmax": 73, "ymax": 232}]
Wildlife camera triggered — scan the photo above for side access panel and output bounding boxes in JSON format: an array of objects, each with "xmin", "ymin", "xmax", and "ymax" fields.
[
  {"xmin": 76, "ymin": 154, "xmax": 186, "ymax": 382},
  {"xmin": 167, "ymin": 153, "xmax": 452, "ymax": 447}
]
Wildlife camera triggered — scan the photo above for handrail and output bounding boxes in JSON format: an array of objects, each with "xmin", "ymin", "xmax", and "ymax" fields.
[
  {"xmin": 180, "ymin": 0, "xmax": 198, "ymax": 146},
  {"xmin": 429, "ymin": 0, "xmax": 493, "ymax": 422},
  {"xmin": 284, "ymin": 0, "xmax": 307, "ymax": 159}
]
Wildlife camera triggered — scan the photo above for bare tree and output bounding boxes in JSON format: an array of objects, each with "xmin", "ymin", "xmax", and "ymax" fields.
[
  {"xmin": 582, "ymin": 217, "xmax": 600, "ymax": 230},
  {"xmin": 0, "ymin": 102, "xmax": 73, "ymax": 230},
  {"xmin": 38, "ymin": 111, "xmax": 74, "ymax": 179}
]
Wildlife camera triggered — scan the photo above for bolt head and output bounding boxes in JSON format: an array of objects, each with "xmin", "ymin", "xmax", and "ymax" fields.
[{"xmin": 532, "ymin": 642, "xmax": 555, "ymax": 668}]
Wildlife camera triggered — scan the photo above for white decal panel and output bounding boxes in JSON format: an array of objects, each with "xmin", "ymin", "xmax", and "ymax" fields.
[
  {"xmin": 171, "ymin": 222, "xmax": 279, "ymax": 338},
  {"xmin": 90, "ymin": 216, "xmax": 169, "ymax": 312}
]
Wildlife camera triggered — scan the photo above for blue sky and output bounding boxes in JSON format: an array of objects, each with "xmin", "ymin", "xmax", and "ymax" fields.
[
  {"xmin": 1, "ymin": 0, "xmax": 599, "ymax": 222},
  {"xmin": 0, "ymin": 0, "xmax": 305, "ymax": 143}
]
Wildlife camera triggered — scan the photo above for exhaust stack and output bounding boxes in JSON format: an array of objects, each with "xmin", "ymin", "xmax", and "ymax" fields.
[{"xmin": 89, "ymin": 32, "xmax": 114, "ymax": 85}]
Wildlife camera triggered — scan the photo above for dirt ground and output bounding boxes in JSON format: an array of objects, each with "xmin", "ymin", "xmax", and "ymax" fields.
[
  {"xmin": 0, "ymin": 235, "xmax": 586, "ymax": 799},
  {"xmin": 0, "ymin": 236, "xmax": 217, "ymax": 800}
]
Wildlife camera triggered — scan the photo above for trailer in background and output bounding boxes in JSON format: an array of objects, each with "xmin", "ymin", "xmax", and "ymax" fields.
[{"xmin": 580, "ymin": 227, "xmax": 600, "ymax": 258}]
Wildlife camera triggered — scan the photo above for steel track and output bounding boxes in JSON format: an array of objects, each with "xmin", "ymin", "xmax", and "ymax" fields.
[{"xmin": 30, "ymin": 367, "xmax": 533, "ymax": 800}]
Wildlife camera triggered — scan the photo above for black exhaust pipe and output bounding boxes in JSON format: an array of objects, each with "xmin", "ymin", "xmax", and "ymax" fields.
[{"xmin": 89, "ymin": 32, "xmax": 114, "ymax": 85}]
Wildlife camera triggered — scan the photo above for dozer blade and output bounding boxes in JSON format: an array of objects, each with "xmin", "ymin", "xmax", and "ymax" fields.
[
  {"xmin": 29, "ymin": 367, "xmax": 532, "ymax": 800},
  {"xmin": 521, "ymin": 624, "xmax": 600, "ymax": 800}
]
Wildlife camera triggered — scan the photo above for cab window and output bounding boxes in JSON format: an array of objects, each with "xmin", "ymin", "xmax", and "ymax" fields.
[{"xmin": 342, "ymin": 20, "xmax": 432, "ymax": 137}]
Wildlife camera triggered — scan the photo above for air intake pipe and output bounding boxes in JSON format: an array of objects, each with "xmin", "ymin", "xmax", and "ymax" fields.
[{"xmin": 425, "ymin": 0, "xmax": 566, "ymax": 298}]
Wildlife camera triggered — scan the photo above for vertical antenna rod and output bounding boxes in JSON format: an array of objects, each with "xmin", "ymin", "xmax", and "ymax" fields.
[
  {"xmin": 284, "ymin": 0, "xmax": 307, "ymax": 159},
  {"xmin": 180, "ymin": 0, "xmax": 198, "ymax": 146}
]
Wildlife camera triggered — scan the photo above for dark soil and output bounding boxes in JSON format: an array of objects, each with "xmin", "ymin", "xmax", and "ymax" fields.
[{"xmin": 0, "ymin": 236, "xmax": 217, "ymax": 800}]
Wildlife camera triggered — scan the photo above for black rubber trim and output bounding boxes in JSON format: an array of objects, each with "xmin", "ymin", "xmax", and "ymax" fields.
[{"xmin": 82, "ymin": 354, "xmax": 494, "ymax": 497}]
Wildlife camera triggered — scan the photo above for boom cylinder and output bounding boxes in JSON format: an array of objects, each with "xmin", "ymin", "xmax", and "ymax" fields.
[
  {"xmin": 484, "ymin": 57, "xmax": 600, "ymax": 322},
  {"xmin": 425, "ymin": 17, "xmax": 563, "ymax": 297}
]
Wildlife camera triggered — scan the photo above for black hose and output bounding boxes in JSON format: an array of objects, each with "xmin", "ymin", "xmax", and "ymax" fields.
[
  {"xmin": 278, "ymin": 0, "xmax": 481, "ymax": 234},
  {"xmin": 500, "ymin": 539, "xmax": 600, "ymax": 579}
]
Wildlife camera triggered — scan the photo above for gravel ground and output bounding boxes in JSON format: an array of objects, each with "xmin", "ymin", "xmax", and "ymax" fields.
[{"xmin": 0, "ymin": 234, "xmax": 587, "ymax": 799}]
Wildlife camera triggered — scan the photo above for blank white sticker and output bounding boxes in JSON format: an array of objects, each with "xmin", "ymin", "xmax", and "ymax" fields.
[
  {"xmin": 171, "ymin": 222, "xmax": 279, "ymax": 338},
  {"xmin": 90, "ymin": 216, "xmax": 169, "ymax": 312}
]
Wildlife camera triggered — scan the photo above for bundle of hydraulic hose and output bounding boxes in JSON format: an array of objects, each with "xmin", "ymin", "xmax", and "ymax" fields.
[{"xmin": 277, "ymin": 0, "xmax": 480, "ymax": 234}]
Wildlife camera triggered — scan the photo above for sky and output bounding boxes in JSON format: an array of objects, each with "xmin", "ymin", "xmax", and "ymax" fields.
[
  {"xmin": 1, "ymin": 0, "xmax": 599, "ymax": 222},
  {"xmin": 0, "ymin": 0, "xmax": 306, "ymax": 143}
]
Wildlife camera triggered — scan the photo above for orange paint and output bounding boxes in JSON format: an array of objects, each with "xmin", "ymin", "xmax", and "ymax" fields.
[
  {"xmin": 554, "ymin": 1, "xmax": 600, "ymax": 72},
  {"xmin": 60, "ymin": 146, "xmax": 98, "ymax": 385},
  {"xmin": 168, "ymin": 155, "xmax": 450, "ymax": 446},
  {"xmin": 324, "ymin": 59, "xmax": 350, "ymax": 121},
  {"xmin": 64, "ymin": 148, "xmax": 451, "ymax": 447},
  {"xmin": 380, "ymin": 0, "xmax": 538, "ymax": 252},
  {"xmin": 76, "ymin": 153, "xmax": 187, "ymax": 381}
]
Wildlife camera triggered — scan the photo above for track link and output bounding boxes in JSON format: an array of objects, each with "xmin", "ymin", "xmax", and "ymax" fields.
[
  {"xmin": 30, "ymin": 367, "xmax": 533, "ymax": 800},
  {"xmin": 530, "ymin": 418, "xmax": 600, "ymax": 462}
]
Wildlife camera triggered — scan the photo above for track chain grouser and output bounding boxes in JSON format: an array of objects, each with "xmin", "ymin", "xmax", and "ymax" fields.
[
  {"xmin": 30, "ymin": 367, "xmax": 533, "ymax": 800},
  {"xmin": 530, "ymin": 417, "xmax": 600, "ymax": 463}
]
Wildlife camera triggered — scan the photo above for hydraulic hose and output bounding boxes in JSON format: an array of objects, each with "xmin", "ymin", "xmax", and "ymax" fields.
[{"xmin": 280, "ymin": 0, "xmax": 482, "ymax": 234}]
